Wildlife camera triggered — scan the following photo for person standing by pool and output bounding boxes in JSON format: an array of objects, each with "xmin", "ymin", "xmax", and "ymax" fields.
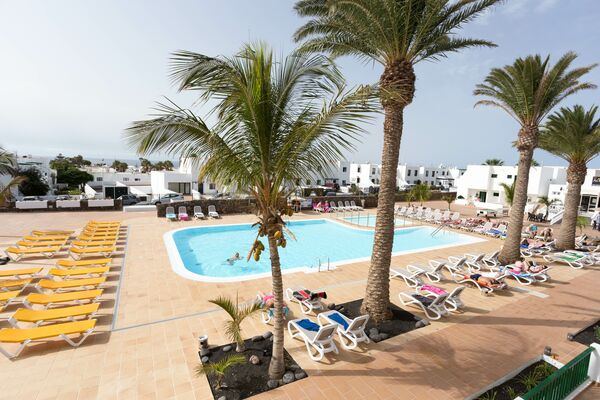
[{"xmin": 591, "ymin": 209, "xmax": 599, "ymax": 230}]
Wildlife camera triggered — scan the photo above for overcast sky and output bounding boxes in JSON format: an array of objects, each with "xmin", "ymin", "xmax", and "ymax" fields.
[{"xmin": 1, "ymin": 0, "xmax": 599, "ymax": 167}]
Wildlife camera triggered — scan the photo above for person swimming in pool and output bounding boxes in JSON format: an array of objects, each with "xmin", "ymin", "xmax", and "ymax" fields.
[{"xmin": 226, "ymin": 252, "xmax": 241, "ymax": 265}]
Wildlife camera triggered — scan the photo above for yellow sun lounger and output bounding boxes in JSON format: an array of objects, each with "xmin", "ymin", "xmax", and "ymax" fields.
[
  {"xmin": 49, "ymin": 266, "xmax": 109, "ymax": 278},
  {"xmin": 31, "ymin": 230, "xmax": 74, "ymax": 236},
  {"xmin": 0, "ymin": 268, "xmax": 42, "ymax": 278},
  {"xmin": 0, "ymin": 290, "xmax": 23, "ymax": 312},
  {"xmin": 24, "ymin": 289, "xmax": 103, "ymax": 308},
  {"xmin": 0, "ymin": 279, "xmax": 32, "ymax": 290},
  {"xmin": 71, "ymin": 240, "xmax": 116, "ymax": 248},
  {"xmin": 36, "ymin": 277, "xmax": 106, "ymax": 292},
  {"xmin": 76, "ymin": 234, "xmax": 119, "ymax": 242},
  {"xmin": 4, "ymin": 246, "xmax": 61, "ymax": 261},
  {"xmin": 22, "ymin": 235, "xmax": 70, "ymax": 242},
  {"xmin": 56, "ymin": 258, "xmax": 112, "ymax": 269},
  {"xmin": 8, "ymin": 303, "xmax": 100, "ymax": 327},
  {"xmin": 83, "ymin": 226, "xmax": 120, "ymax": 232},
  {"xmin": 87, "ymin": 220, "xmax": 121, "ymax": 225},
  {"xmin": 16, "ymin": 240, "xmax": 67, "ymax": 248},
  {"xmin": 69, "ymin": 247, "xmax": 115, "ymax": 260},
  {"xmin": 0, "ymin": 319, "xmax": 97, "ymax": 359}
]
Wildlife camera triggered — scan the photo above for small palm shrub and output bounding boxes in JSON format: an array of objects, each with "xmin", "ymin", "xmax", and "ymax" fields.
[
  {"xmin": 210, "ymin": 294, "xmax": 261, "ymax": 352},
  {"xmin": 196, "ymin": 354, "xmax": 245, "ymax": 390},
  {"xmin": 504, "ymin": 386, "xmax": 518, "ymax": 399},
  {"xmin": 478, "ymin": 390, "xmax": 497, "ymax": 400},
  {"xmin": 594, "ymin": 326, "xmax": 600, "ymax": 341}
]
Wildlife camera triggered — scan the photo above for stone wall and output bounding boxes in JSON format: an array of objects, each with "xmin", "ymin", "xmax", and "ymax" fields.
[{"xmin": 156, "ymin": 191, "xmax": 456, "ymax": 217}]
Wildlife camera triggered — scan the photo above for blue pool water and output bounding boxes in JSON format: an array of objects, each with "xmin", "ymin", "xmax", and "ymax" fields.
[{"xmin": 167, "ymin": 219, "xmax": 482, "ymax": 281}]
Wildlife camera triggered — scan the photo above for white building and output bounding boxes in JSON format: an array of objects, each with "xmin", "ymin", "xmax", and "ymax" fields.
[
  {"xmin": 397, "ymin": 164, "xmax": 462, "ymax": 190},
  {"xmin": 349, "ymin": 163, "xmax": 381, "ymax": 190},
  {"xmin": 548, "ymin": 168, "xmax": 600, "ymax": 216},
  {"xmin": 85, "ymin": 168, "xmax": 152, "ymax": 199},
  {"xmin": 0, "ymin": 154, "xmax": 57, "ymax": 198},
  {"xmin": 455, "ymin": 164, "xmax": 566, "ymax": 209}
]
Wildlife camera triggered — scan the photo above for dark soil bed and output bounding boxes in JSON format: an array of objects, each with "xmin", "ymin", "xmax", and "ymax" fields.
[
  {"xmin": 199, "ymin": 335, "xmax": 306, "ymax": 400},
  {"xmin": 336, "ymin": 299, "xmax": 426, "ymax": 342},
  {"xmin": 475, "ymin": 360, "xmax": 557, "ymax": 400},
  {"xmin": 570, "ymin": 319, "xmax": 600, "ymax": 346}
]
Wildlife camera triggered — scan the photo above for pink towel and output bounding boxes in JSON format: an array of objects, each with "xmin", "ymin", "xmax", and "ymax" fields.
[{"xmin": 421, "ymin": 285, "xmax": 447, "ymax": 295}]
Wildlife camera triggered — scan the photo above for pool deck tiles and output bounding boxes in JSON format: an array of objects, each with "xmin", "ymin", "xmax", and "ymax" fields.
[{"xmin": 0, "ymin": 205, "xmax": 598, "ymax": 399}]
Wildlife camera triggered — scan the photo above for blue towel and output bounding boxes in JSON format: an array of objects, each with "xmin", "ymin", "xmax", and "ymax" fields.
[
  {"xmin": 328, "ymin": 312, "xmax": 349, "ymax": 330},
  {"xmin": 297, "ymin": 319, "xmax": 320, "ymax": 332}
]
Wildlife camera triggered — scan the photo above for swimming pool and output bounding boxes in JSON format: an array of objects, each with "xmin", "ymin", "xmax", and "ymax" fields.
[{"xmin": 164, "ymin": 219, "xmax": 485, "ymax": 282}]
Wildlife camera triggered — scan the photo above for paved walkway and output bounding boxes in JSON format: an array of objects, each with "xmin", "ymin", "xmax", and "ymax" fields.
[{"xmin": 0, "ymin": 207, "xmax": 598, "ymax": 400}]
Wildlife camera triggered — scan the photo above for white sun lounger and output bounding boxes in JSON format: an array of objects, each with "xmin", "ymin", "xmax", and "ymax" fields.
[
  {"xmin": 288, "ymin": 319, "xmax": 338, "ymax": 361},
  {"xmin": 165, "ymin": 206, "xmax": 177, "ymax": 220},
  {"xmin": 418, "ymin": 285, "xmax": 466, "ymax": 312},
  {"xmin": 351, "ymin": 200, "xmax": 364, "ymax": 211},
  {"xmin": 285, "ymin": 288, "xmax": 325, "ymax": 314},
  {"xmin": 317, "ymin": 311, "xmax": 370, "ymax": 350},
  {"xmin": 207, "ymin": 205, "xmax": 220, "ymax": 218},
  {"xmin": 193, "ymin": 206, "xmax": 205, "ymax": 219},
  {"xmin": 543, "ymin": 252, "xmax": 590, "ymax": 269},
  {"xmin": 398, "ymin": 291, "xmax": 449, "ymax": 320},
  {"xmin": 406, "ymin": 261, "xmax": 445, "ymax": 282},
  {"xmin": 390, "ymin": 267, "xmax": 425, "ymax": 287}
]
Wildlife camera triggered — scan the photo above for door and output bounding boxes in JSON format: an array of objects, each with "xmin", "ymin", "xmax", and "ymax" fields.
[
  {"xmin": 580, "ymin": 195, "xmax": 598, "ymax": 212},
  {"xmin": 478, "ymin": 191, "xmax": 487, "ymax": 203}
]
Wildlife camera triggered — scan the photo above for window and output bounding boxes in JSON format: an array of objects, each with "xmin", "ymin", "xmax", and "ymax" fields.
[
  {"xmin": 371, "ymin": 168, "xmax": 376, "ymax": 174},
  {"xmin": 357, "ymin": 177, "xmax": 360, "ymax": 183},
  {"xmin": 371, "ymin": 179, "xmax": 375, "ymax": 183},
  {"xmin": 491, "ymin": 174, "xmax": 498, "ymax": 178},
  {"xmin": 342, "ymin": 167, "xmax": 347, "ymax": 172},
  {"xmin": 333, "ymin": 179, "xmax": 337, "ymax": 183},
  {"xmin": 357, "ymin": 167, "xmax": 361, "ymax": 173},
  {"xmin": 414, "ymin": 170, "xmax": 417, "ymax": 176},
  {"xmin": 134, "ymin": 178, "xmax": 140, "ymax": 182},
  {"xmin": 342, "ymin": 180, "xmax": 346, "ymax": 185},
  {"xmin": 425, "ymin": 171, "xmax": 429, "ymax": 177},
  {"xmin": 432, "ymin": 171, "xmax": 436, "ymax": 177},
  {"xmin": 122, "ymin": 177, "xmax": 129, "ymax": 182},
  {"xmin": 507, "ymin": 175, "xmax": 512, "ymax": 179},
  {"xmin": 209, "ymin": 183, "xmax": 216, "ymax": 190},
  {"xmin": 96, "ymin": 177, "xmax": 103, "ymax": 182},
  {"xmin": 316, "ymin": 179, "xmax": 321, "ymax": 185},
  {"xmin": 407, "ymin": 170, "xmax": 411, "ymax": 176},
  {"xmin": 493, "ymin": 192, "xmax": 499, "ymax": 197}
]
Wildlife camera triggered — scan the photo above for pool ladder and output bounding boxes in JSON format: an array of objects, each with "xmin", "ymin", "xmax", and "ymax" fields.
[
  {"xmin": 431, "ymin": 223, "xmax": 450, "ymax": 237},
  {"xmin": 316, "ymin": 257, "xmax": 331, "ymax": 272}
]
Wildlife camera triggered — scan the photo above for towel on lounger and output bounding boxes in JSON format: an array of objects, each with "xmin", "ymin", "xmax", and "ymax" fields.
[
  {"xmin": 297, "ymin": 319, "xmax": 320, "ymax": 332},
  {"xmin": 412, "ymin": 294, "xmax": 433, "ymax": 306},
  {"xmin": 328, "ymin": 312, "xmax": 349, "ymax": 330}
]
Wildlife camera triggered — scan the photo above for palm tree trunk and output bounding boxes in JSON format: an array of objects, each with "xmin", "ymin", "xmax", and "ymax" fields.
[
  {"xmin": 361, "ymin": 103, "xmax": 404, "ymax": 322},
  {"xmin": 498, "ymin": 147, "xmax": 534, "ymax": 264},
  {"xmin": 556, "ymin": 162, "xmax": 586, "ymax": 250},
  {"xmin": 266, "ymin": 230, "xmax": 285, "ymax": 380}
]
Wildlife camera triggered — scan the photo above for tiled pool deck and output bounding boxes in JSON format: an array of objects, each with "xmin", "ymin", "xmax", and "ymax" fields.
[{"xmin": 0, "ymin": 208, "xmax": 598, "ymax": 399}]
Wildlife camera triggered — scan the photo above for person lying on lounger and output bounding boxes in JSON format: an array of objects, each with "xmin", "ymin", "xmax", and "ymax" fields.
[
  {"xmin": 257, "ymin": 292, "xmax": 289, "ymax": 317},
  {"xmin": 511, "ymin": 259, "xmax": 548, "ymax": 274},
  {"xmin": 469, "ymin": 273, "xmax": 506, "ymax": 290},
  {"xmin": 226, "ymin": 252, "xmax": 242, "ymax": 265},
  {"xmin": 521, "ymin": 238, "xmax": 546, "ymax": 249}
]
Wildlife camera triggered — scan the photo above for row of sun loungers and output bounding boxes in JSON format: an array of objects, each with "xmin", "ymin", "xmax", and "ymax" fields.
[
  {"xmin": 314, "ymin": 200, "xmax": 364, "ymax": 213},
  {"xmin": 0, "ymin": 220, "xmax": 123, "ymax": 359},
  {"xmin": 396, "ymin": 206, "xmax": 461, "ymax": 224},
  {"xmin": 165, "ymin": 205, "xmax": 220, "ymax": 221}
]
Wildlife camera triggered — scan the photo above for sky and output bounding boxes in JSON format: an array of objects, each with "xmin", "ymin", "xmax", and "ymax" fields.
[{"xmin": 1, "ymin": 0, "xmax": 600, "ymax": 167}]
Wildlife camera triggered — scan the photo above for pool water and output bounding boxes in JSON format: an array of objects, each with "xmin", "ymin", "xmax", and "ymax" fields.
[
  {"xmin": 166, "ymin": 219, "xmax": 483, "ymax": 281},
  {"xmin": 342, "ymin": 214, "xmax": 413, "ymax": 227}
]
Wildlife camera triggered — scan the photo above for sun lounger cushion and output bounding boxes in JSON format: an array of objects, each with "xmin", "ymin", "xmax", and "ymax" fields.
[
  {"xmin": 297, "ymin": 319, "xmax": 320, "ymax": 332},
  {"xmin": 293, "ymin": 289, "xmax": 327, "ymax": 301},
  {"xmin": 327, "ymin": 312, "xmax": 349, "ymax": 330},
  {"xmin": 0, "ymin": 319, "xmax": 96, "ymax": 343}
]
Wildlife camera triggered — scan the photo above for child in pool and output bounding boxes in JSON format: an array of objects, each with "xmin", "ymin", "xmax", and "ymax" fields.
[{"xmin": 226, "ymin": 252, "xmax": 241, "ymax": 265}]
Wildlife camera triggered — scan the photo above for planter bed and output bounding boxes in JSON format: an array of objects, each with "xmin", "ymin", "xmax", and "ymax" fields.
[
  {"xmin": 336, "ymin": 299, "xmax": 427, "ymax": 342},
  {"xmin": 474, "ymin": 359, "xmax": 557, "ymax": 400},
  {"xmin": 569, "ymin": 318, "xmax": 600, "ymax": 346},
  {"xmin": 199, "ymin": 334, "xmax": 306, "ymax": 400}
]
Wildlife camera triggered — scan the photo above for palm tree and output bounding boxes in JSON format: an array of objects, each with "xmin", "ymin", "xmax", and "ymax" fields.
[
  {"xmin": 126, "ymin": 43, "xmax": 376, "ymax": 379},
  {"xmin": 499, "ymin": 181, "xmax": 515, "ymax": 207},
  {"xmin": 294, "ymin": 0, "xmax": 500, "ymax": 323},
  {"xmin": 474, "ymin": 53, "xmax": 597, "ymax": 264},
  {"xmin": 442, "ymin": 194, "xmax": 454, "ymax": 211},
  {"xmin": 195, "ymin": 354, "xmax": 245, "ymax": 390},
  {"xmin": 483, "ymin": 158, "xmax": 504, "ymax": 166},
  {"xmin": 0, "ymin": 147, "xmax": 17, "ymax": 175},
  {"xmin": 539, "ymin": 105, "xmax": 600, "ymax": 249},
  {"xmin": 410, "ymin": 183, "xmax": 432, "ymax": 205},
  {"xmin": 209, "ymin": 294, "xmax": 261, "ymax": 352},
  {"xmin": 537, "ymin": 195, "xmax": 561, "ymax": 221}
]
